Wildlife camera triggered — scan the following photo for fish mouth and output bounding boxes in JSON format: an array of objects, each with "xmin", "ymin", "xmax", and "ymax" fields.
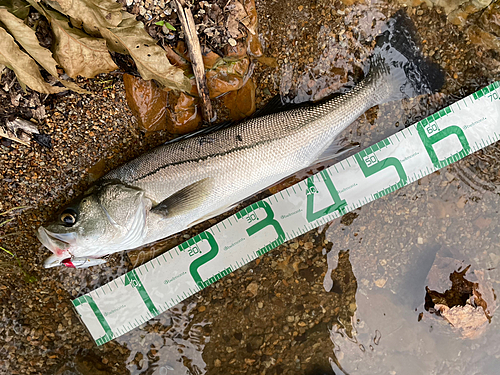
[{"xmin": 37, "ymin": 227, "xmax": 76, "ymax": 268}]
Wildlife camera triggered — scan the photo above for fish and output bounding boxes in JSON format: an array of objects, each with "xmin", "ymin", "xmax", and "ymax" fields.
[{"xmin": 37, "ymin": 10, "xmax": 444, "ymax": 268}]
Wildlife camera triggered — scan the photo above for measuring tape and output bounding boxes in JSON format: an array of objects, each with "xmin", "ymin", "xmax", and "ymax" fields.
[{"xmin": 73, "ymin": 82, "xmax": 500, "ymax": 345}]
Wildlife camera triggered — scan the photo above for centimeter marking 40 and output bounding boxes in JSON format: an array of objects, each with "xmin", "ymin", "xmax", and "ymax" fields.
[{"xmin": 73, "ymin": 82, "xmax": 500, "ymax": 345}]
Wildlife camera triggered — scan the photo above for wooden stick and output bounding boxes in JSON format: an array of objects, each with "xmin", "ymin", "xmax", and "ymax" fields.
[{"xmin": 174, "ymin": 0, "xmax": 213, "ymax": 122}]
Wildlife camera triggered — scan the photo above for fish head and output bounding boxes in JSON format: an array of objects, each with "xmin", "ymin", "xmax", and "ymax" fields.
[{"xmin": 38, "ymin": 182, "xmax": 151, "ymax": 268}]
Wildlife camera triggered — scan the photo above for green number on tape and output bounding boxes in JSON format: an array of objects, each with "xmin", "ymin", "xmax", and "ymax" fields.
[
  {"xmin": 188, "ymin": 232, "xmax": 221, "ymax": 288},
  {"xmin": 124, "ymin": 270, "xmax": 159, "ymax": 316},
  {"xmin": 236, "ymin": 201, "xmax": 285, "ymax": 256},
  {"xmin": 73, "ymin": 295, "xmax": 113, "ymax": 345},
  {"xmin": 417, "ymin": 121, "xmax": 470, "ymax": 168},
  {"xmin": 306, "ymin": 170, "xmax": 347, "ymax": 222},
  {"xmin": 355, "ymin": 143, "xmax": 407, "ymax": 199}
]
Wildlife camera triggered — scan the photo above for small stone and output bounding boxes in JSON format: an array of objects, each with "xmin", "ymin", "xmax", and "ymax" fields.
[
  {"xmin": 126, "ymin": 0, "xmax": 134, "ymax": 6},
  {"xmin": 417, "ymin": 237, "xmax": 424, "ymax": 245},
  {"xmin": 228, "ymin": 38, "xmax": 237, "ymax": 47},
  {"xmin": 298, "ymin": 5, "xmax": 304, "ymax": 11},
  {"xmin": 374, "ymin": 278, "xmax": 387, "ymax": 288},
  {"xmin": 246, "ymin": 282, "xmax": 259, "ymax": 296},
  {"xmin": 456, "ymin": 196, "xmax": 467, "ymax": 209},
  {"xmin": 214, "ymin": 359, "xmax": 221, "ymax": 367},
  {"xmin": 257, "ymin": 301, "xmax": 263, "ymax": 308},
  {"xmin": 298, "ymin": 321, "xmax": 307, "ymax": 327},
  {"xmin": 286, "ymin": 315, "xmax": 295, "ymax": 323},
  {"xmin": 198, "ymin": 305, "xmax": 206, "ymax": 312}
]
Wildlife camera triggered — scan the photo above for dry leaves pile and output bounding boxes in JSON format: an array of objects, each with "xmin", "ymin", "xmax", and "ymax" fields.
[{"xmin": 0, "ymin": 0, "xmax": 190, "ymax": 95}]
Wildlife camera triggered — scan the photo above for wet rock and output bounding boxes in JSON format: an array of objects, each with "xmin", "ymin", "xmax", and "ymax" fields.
[
  {"xmin": 224, "ymin": 41, "xmax": 248, "ymax": 60},
  {"xmin": 206, "ymin": 58, "xmax": 250, "ymax": 98},
  {"xmin": 123, "ymin": 74, "xmax": 168, "ymax": 132},
  {"xmin": 221, "ymin": 78, "xmax": 256, "ymax": 121},
  {"xmin": 202, "ymin": 48, "xmax": 223, "ymax": 70},
  {"xmin": 165, "ymin": 91, "xmax": 202, "ymax": 134}
]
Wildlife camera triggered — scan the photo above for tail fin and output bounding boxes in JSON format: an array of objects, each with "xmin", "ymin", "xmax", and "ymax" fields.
[{"xmin": 368, "ymin": 10, "xmax": 444, "ymax": 104}]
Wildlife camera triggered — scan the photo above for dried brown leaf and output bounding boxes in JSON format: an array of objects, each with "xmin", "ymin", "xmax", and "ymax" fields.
[
  {"xmin": 0, "ymin": 27, "xmax": 65, "ymax": 94},
  {"xmin": 100, "ymin": 12, "xmax": 190, "ymax": 92},
  {"xmin": 0, "ymin": 7, "xmax": 58, "ymax": 77},
  {"xmin": 226, "ymin": 0, "xmax": 246, "ymax": 39},
  {"xmin": 43, "ymin": 8, "xmax": 118, "ymax": 79},
  {"xmin": 44, "ymin": 0, "xmax": 122, "ymax": 36}
]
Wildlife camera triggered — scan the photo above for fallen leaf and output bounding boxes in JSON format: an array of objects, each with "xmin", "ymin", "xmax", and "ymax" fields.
[
  {"xmin": 0, "ymin": 7, "xmax": 58, "ymax": 78},
  {"xmin": 3, "ymin": 0, "xmax": 31, "ymax": 19},
  {"xmin": 226, "ymin": 0, "xmax": 246, "ymax": 39},
  {"xmin": 0, "ymin": 27, "xmax": 65, "ymax": 94},
  {"xmin": 100, "ymin": 12, "xmax": 191, "ymax": 92},
  {"xmin": 241, "ymin": 0, "xmax": 258, "ymax": 35},
  {"xmin": 44, "ymin": 7, "xmax": 118, "ymax": 79},
  {"xmin": 44, "ymin": 0, "xmax": 122, "ymax": 36}
]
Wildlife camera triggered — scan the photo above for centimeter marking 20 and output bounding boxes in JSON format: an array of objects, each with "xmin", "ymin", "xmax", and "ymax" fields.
[{"xmin": 73, "ymin": 82, "xmax": 500, "ymax": 345}]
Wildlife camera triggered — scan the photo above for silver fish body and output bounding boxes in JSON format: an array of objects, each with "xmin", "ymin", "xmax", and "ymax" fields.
[{"xmin": 38, "ymin": 11, "xmax": 444, "ymax": 268}]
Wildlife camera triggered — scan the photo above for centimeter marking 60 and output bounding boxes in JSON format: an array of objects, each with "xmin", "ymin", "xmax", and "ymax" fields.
[{"xmin": 73, "ymin": 82, "xmax": 500, "ymax": 345}]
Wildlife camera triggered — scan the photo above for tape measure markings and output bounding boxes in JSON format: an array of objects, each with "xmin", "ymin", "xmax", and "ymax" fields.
[{"xmin": 73, "ymin": 82, "xmax": 500, "ymax": 345}]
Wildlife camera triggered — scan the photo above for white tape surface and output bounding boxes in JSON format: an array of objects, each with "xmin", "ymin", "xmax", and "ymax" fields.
[{"xmin": 73, "ymin": 82, "xmax": 500, "ymax": 345}]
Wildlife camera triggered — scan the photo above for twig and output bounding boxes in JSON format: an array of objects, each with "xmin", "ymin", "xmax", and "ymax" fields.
[
  {"xmin": 174, "ymin": 0, "xmax": 214, "ymax": 122},
  {"xmin": 0, "ymin": 126, "xmax": 29, "ymax": 146}
]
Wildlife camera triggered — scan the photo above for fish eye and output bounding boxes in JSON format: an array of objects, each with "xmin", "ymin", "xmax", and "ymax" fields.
[{"xmin": 61, "ymin": 209, "xmax": 77, "ymax": 227}]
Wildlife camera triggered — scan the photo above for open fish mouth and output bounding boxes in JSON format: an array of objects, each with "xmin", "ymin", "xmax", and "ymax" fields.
[{"xmin": 37, "ymin": 227, "xmax": 75, "ymax": 268}]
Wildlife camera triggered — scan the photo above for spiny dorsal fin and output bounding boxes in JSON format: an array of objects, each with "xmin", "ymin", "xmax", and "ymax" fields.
[{"xmin": 151, "ymin": 178, "xmax": 212, "ymax": 217}]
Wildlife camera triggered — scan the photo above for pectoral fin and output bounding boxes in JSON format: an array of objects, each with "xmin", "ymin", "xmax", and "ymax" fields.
[{"xmin": 151, "ymin": 178, "xmax": 212, "ymax": 217}]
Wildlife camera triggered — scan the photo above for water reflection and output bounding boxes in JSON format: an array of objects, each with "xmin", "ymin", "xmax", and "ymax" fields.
[
  {"xmin": 116, "ymin": 301, "xmax": 208, "ymax": 375},
  {"xmin": 324, "ymin": 167, "xmax": 500, "ymax": 374}
]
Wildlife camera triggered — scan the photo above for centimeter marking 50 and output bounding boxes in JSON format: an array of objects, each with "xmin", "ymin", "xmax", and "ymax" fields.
[{"xmin": 73, "ymin": 82, "xmax": 500, "ymax": 345}]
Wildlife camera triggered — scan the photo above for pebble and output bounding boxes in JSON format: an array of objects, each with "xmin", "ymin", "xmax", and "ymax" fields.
[{"xmin": 246, "ymin": 281, "xmax": 259, "ymax": 296}]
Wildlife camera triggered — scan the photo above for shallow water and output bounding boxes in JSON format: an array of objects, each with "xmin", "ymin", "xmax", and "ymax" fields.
[{"xmin": 2, "ymin": 0, "xmax": 500, "ymax": 374}]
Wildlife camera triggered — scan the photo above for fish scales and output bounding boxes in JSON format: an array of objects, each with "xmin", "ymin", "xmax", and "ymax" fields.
[
  {"xmin": 104, "ymin": 81, "xmax": 379, "ymax": 203},
  {"xmin": 37, "ymin": 11, "xmax": 445, "ymax": 268}
]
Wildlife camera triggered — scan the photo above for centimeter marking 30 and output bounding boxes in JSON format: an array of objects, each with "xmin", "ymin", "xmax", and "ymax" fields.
[{"xmin": 73, "ymin": 82, "xmax": 500, "ymax": 345}]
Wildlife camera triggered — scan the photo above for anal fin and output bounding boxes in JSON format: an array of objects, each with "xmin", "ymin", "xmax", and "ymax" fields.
[{"xmin": 311, "ymin": 138, "xmax": 360, "ymax": 166}]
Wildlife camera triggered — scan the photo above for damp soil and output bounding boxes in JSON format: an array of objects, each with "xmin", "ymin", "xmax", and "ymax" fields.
[{"xmin": 2, "ymin": 0, "xmax": 500, "ymax": 374}]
